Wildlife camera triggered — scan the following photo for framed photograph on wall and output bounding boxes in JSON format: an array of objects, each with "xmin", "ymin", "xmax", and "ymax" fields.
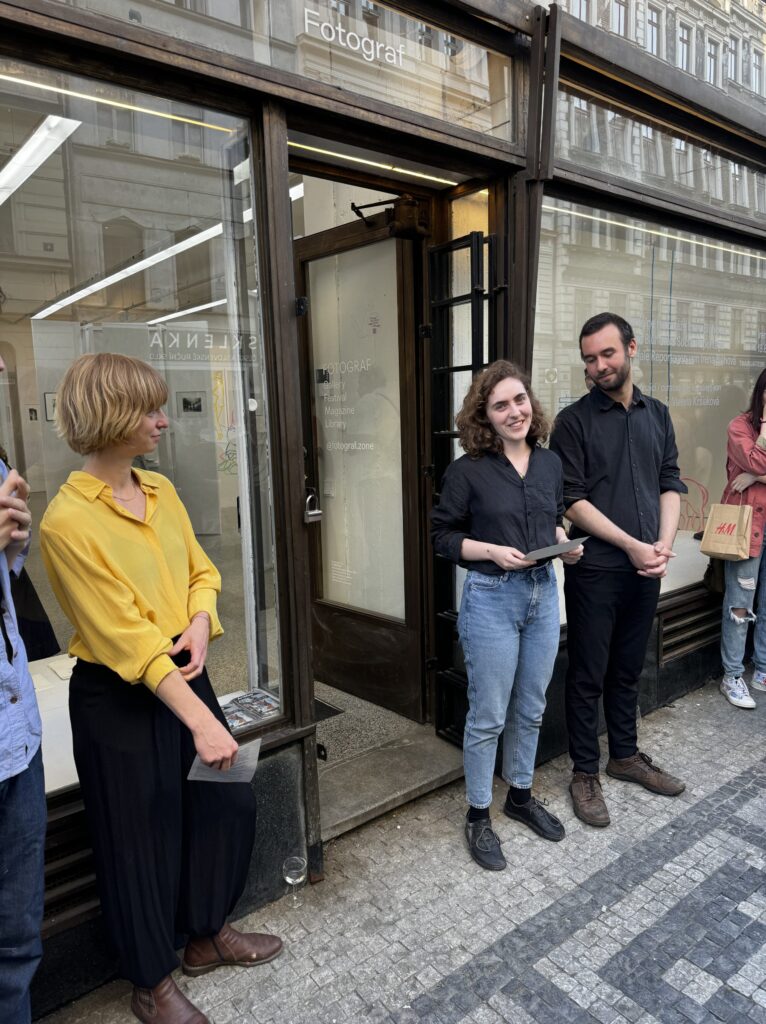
[
  {"xmin": 176, "ymin": 391, "xmax": 205, "ymax": 417},
  {"xmin": 44, "ymin": 393, "xmax": 57, "ymax": 422}
]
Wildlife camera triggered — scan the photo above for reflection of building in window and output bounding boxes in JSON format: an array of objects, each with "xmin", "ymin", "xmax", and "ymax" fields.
[
  {"xmin": 97, "ymin": 102, "xmax": 133, "ymax": 149},
  {"xmin": 174, "ymin": 226, "xmax": 213, "ymax": 308},
  {"xmin": 0, "ymin": 196, "xmax": 13, "ymax": 254},
  {"xmin": 611, "ymin": 0, "xmax": 628, "ymax": 37},
  {"xmin": 730, "ymin": 162, "xmax": 747, "ymax": 206},
  {"xmin": 572, "ymin": 96, "xmax": 598, "ymax": 151},
  {"xmin": 329, "ymin": 0, "xmax": 352, "ymax": 14},
  {"xmin": 171, "ymin": 105, "xmax": 204, "ymax": 162},
  {"xmin": 677, "ymin": 22, "xmax": 692, "ymax": 72},
  {"xmin": 702, "ymin": 149, "xmax": 723, "ymax": 200},
  {"xmin": 102, "ymin": 217, "xmax": 145, "ymax": 310},
  {"xmin": 672, "ymin": 139, "xmax": 694, "ymax": 186},
  {"xmin": 756, "ymin": 174, "xmax": 766, "ymax": 214},
  {"xmin": 732, "ymin": 308, "xmax": 744, "ymax": 351},
  {"xmin": 640, "ymin": 124, "xmax": 661, "ymax": 176},
  {"xmin": 646, "ymin": 6, "xmax": 660, "ymax": 57},
  {"xmin": 706, "ymin": 37, "xmax": 720, "ymax": 86},
  {"xmin": 607, "ymin": 109, "xmax": 628, "ymax": 163},
  {"xmin": 728, "ymin": 36, "xmax": 740, "ymax": 83}
]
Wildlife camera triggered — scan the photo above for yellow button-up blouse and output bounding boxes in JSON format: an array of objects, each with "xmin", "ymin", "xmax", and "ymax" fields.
[{"xmin": 40, "ymin": 469, "xmax": 223, "ymax": 692}]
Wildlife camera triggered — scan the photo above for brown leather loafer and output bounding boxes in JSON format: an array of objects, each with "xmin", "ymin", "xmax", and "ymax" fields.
[
  {"xmin": 569, "ymin": 772, "xmax": 610, "ymax": 827},
  {"xmin": 182, "ymin": 922, "xmax": 283, "ymax": 977},
  {"xmin": 606, "ymin": 751, "xmax": 685, "ymax": 796},
  {"xmin": 131, "ymin": 975, "xmax": 209, "ymax": 1023}
]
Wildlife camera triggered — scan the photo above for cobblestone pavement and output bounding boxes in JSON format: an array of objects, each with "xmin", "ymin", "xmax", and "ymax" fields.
[{"xmin": 44, "ymin": 678, "xmax": 766, "ymax": 1024}]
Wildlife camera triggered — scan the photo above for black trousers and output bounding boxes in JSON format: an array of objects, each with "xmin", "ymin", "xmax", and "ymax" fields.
[
  {"xmin": 563, "ymin": 566, "xmax": 660, "ymax": 775},
  {"xmin": 69, "ymin": 653, "xmax": 256, "ymax": 989}
]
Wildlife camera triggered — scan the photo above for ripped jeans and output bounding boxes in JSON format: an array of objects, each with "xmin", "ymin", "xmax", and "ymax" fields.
[{"xmin": 720, "ymin": 552, "xmax": 766, "ymax": 678}]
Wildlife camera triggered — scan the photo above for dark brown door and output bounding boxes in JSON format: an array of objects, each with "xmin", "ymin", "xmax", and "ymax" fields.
[{"xmin": 295, "ymin": 211, "xmax": 424, "ymax": 721}]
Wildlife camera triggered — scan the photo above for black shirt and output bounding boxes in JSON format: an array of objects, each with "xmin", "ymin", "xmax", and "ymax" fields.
[
  {"xmin": 549, "ymin": 385, "xmax": 687, "ymax": 571},
  {"xmin": 430, "ymin": 446, "xmax": 564, "ymax": 576}
]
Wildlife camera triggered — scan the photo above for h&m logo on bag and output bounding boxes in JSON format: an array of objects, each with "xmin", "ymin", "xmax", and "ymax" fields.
[{"xmin": 715, "ymin": 522, "xmax": 736, "ymax": 535}]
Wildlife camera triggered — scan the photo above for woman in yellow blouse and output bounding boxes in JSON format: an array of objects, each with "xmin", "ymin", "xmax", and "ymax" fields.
[{"xmin": 40, "ymin": 354, "xmax": 282, "ymax": 1024}]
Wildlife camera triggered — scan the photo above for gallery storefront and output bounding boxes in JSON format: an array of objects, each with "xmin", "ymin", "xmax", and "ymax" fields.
[{"xmin": 0, "ymin": 0, "xmax": 762, "ymax": 1015}]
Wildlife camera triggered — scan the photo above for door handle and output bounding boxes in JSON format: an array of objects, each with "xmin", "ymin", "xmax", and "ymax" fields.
[{"xmin": 304, "ymin": 490, "xmax": 323, "ymax": 524}]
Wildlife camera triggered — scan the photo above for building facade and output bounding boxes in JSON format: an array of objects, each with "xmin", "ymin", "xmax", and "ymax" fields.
[{"xmin": 0, "ymin": 0, "xmax": 760, "ymax": 1015}]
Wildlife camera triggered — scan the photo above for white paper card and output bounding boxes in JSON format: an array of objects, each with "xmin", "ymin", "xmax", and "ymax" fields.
[
  {"xmin": 524, "ymin": 536, "xmax": 589, "ymax": 561},
  {"xmin": 187, "ymin": 737, "xmax": 261, "ymax": 784}
]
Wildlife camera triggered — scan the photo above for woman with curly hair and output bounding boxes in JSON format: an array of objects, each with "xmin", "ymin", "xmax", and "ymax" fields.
[{"xmin": 431, "ymin": 361, "xmax": 583, "ymax": 870}]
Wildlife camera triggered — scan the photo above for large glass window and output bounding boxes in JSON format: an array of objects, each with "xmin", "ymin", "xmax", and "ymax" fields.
[
  {"xmin": 46, "ymin": 0, "xmax": 515, "ymax": 143},
  {"xmin": 0, "ymin": 58, "xmax": 283, "ymax": 794},
  {"xmin": 550, "ymin": 3, "xmax": 766, "ymax": 119},
  {"xmin": 646, "ymin": 6, "xmax": 660, "ymax": 57},
  {"xmin": 706, "ymin": 38, "xmax": 720, "ymax": 86},
  {"xmin": 532, "ymin": 196, "xmax": 766, "ymax": 593},
  {"xmin": 677, "ymin": 23, "xmax": 692, "ymax": 73},
  {"xmin": 557, "ymin": 90, "xmax": 766, "ymax": 226}
]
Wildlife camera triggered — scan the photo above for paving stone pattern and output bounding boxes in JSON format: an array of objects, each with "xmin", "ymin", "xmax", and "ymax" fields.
[{"xmin": 44, "ymin": 680, "xmax": 766, "ymax": 1024}]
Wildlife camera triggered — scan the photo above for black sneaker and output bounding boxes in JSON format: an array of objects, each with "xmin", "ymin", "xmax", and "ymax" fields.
[
  {"xmin": 464, "ymin": 814, "xmax": 506, "ymax": 870},
  {"xmin": 503, "ymin": 794, "xmax": 565, "ymax": 842}
]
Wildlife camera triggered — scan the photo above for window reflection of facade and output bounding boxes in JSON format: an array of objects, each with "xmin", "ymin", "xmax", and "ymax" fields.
[{"xmin": 728, "ymin": 36, "xmax": 740, "ymax": 82}]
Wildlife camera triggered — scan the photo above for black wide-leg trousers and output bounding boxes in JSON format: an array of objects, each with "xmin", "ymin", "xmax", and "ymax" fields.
[
  {"xmin": 563, "ymin": 566, "xmax": 660, "ymax": 776},
  {"xmin": 69, "ymin": 654, "xmax": 256, "ymax": 989}
]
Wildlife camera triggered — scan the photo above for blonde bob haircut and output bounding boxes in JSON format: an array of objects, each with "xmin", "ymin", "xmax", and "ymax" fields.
[{"xmin": 56, "ymin": 353, "xmax": 168, "ymax": 455}]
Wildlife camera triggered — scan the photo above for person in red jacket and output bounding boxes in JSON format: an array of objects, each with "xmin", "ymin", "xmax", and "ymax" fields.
[{"xmin": 719, "ymin": 368, "xmax": 766, "ymax": 709}]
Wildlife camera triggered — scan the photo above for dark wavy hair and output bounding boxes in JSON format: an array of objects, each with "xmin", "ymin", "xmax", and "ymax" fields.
[
  {"xmin": 456, "ymin": 361, "xmax": 550, "ymax": 457},
  {"xmin": 746, "ymin": 367, "xmax": 766, "ymax": 433}
]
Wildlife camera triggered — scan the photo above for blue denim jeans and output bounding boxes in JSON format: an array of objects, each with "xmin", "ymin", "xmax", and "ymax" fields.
[
  {"xmin": 458, "ymin": 564, "xmax": 560, "ymax": 808},
  {"xmin": 0, "ymin": 748, "xmax": 45, "ymax": 1024},
  {"xmin": 721, "ymin": 552, "xmax": 766, "ymax": 678}
]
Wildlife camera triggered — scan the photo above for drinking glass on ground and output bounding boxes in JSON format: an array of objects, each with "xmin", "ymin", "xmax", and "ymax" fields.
[{"xmin": 283, "ymin": 855, "xmax": 307, "ymax": 909}]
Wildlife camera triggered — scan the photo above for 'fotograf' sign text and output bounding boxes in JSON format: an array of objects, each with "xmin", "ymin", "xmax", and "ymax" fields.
[{"xmin": 304, "ymin": 8, "xmax": 405, "ymax": 67}]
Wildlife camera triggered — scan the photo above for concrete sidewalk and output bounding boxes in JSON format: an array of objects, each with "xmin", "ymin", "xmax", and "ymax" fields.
[{"xmin": 43, "ymin": 678, "xmax": 766, "ymax": 1024}]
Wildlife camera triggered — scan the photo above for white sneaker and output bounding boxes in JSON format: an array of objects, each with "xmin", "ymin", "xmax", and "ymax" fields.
[
  {"xmin": 751, "ymin": 671, "xmax": 766, "ymax": 692},
  {"xmin": 720, "ymin": 676, "xmax": 756, "ymax": 709}
]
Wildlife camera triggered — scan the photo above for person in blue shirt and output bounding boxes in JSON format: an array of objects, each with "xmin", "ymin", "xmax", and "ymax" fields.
[{"xmin": 0, "ymin": 453, "xmax": 44, "ymax": 1024}]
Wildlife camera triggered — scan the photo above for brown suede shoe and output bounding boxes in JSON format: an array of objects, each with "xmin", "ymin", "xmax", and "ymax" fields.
[
  {"xmin": 182, "ymin": 922, "xmax": 283, "ymax": 977},
  {"xmin": 131, "ymin": 975, "xmax": 209, "ymax": 1023},
  {"xmin": 606, "ymin": 751, "xmax": 685, "ymax": 796},
  {"xmin": 569, "ymin": 772, "xmax": 610, "ymax": 827}
]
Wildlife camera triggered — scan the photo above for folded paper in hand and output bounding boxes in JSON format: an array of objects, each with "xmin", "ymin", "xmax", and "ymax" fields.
[
  {"xmin": 187, "ymin": 738, "xmax": 261, "ymax": 783},
  {"xmin": 524, "ymin": 536, "xmax": 589, "ymax": 561}
]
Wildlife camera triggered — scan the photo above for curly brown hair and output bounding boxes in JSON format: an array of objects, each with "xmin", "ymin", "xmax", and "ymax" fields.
[{"xmin": 455, "ymin": 360, "xmax": 551, "ymax": 457}]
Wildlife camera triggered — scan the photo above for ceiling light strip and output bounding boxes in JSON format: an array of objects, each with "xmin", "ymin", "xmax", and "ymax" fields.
[
  {"xmin": 0, "ymin": 115, "xmax": 80, "ymax": 207},
  {"xmin": 147, "ymin": 299, "xmax": 227, "ymax": 325},
  {"xmin": 287, "ymin": 141, "xmax": 458, "ymax": 186},
  {"xmin": 541, "ymin": 203, "xmax": 766, "ymax": 262},
  {"xmin": 0, "ymin": 73, "xmax": 233, "ymax": 133}
]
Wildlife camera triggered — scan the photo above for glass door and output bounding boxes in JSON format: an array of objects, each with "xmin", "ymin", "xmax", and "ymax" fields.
[{"xmin": 295, "ymin": 215, "xmax": 424, "ymax": 720}]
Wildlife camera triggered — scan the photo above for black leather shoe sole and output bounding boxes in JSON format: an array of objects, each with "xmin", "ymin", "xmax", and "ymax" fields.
[{"xmin": 503, "ymin": 800, "xmax": 565, "ymax": 842}]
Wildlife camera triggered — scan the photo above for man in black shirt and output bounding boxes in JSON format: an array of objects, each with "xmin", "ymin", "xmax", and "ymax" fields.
[{"xmin": 550, "ymin": 313, "xmax": 687, "ymax": 828}]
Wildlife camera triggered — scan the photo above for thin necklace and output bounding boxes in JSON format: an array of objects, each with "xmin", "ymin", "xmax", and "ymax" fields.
[{"xmin": 112, "ymin": 485, "xmax": 141, "ymax": 501}]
